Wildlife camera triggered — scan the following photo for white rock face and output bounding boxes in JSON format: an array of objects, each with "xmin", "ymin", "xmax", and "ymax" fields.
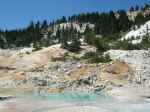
[
  {"xmin": 107, "ymin": 50, "xmax": 150, "ymax": 87},
  {"xmin": 121, "ymin": 20, "xmax": 150, "ymax": 44},
  {"xmin": 50, "ymin": 22, "xmax": 95, "ymax": 36},
  {"xmin": 15, "ymin": 47, "xmax": 34, "ymax": 55},
  {"xmin": 127, "ymin": 11, "xmax": 140, "ymax": 21}
]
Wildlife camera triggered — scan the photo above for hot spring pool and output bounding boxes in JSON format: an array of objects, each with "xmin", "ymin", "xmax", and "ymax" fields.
[
  {"xmin": 24, "ymin": 92, "xmax": 110, "ymax": 102},
  {"xmin": 1, "ymin": 92, "xmax": 150, "ymax": 112}
]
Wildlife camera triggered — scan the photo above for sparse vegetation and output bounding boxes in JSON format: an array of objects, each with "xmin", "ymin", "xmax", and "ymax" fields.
[
  {"xmin": 82, "ymin": 51, "xmax": 111, "ymax": 63},
  {"xmin": 51, "ymin": 56, "xmax": 67, "ymax": 62},
  {"xmin": 0, "ymin": 4, "xmax": 150, "ymax": 51},
  {"xmin": 119, "ymin": 31, "xmax": 128, "ymax": 38}
]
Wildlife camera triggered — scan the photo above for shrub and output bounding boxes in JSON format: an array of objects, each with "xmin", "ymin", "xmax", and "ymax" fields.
[
  {"xmin": 33, "ymin": 42, "xmax": 42, "ymax": 51},
  {"xmin": 114, "ymin": 40, "xmax": 141, "ymax": 50},
  {"xmin": 51, "ymin": 56, "xmax": 66, "ymax": 62},
  {"xmin": 82, "ymin": 51, "xmax": 99, "ymax": 59},
  {"xmin": 72, "ymin": 56, "xmax": 81, "ymax": 61},
  {"xmin": 82, "ymin": 51, "xmax": 111, "ymax": 63},
  {"xmin": 65, "ymin": 42, "xmax": 81, "ymax": 52},
  {"xmin": 93, "ymin": 38, "xmax": 109, "ymax": 52}
]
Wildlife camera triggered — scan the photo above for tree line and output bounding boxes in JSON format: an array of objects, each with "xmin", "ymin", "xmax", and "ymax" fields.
[{"xmin": 0, "ymin": 4, "xmax": 150, "ymax": 51}]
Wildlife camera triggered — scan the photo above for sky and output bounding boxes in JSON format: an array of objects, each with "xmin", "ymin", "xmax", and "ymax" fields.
[{"xmin": 0, "ymin": 0, "xmax": 149, "ymax": 30}]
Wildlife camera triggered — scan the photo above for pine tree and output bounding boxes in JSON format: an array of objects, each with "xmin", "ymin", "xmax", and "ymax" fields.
[
  {"xmin": 84, "ymin": 26, "xmax": 95, "ymax": 45},
  {"xmin": 41, "ymin": 20, "xmax": 48, "ymax": 30},
  {"xmin": 109, "ymin": 10, "xmax": 118, "ymax": 34},
  {"xmin": 141, "ymin": 6, "xmax": 144, "ymax": 11},
  {"xmin": 135, "ymin": 5, "xmax": 139, "ymax": 11},
  {"xmin": 67, "ymin": 34, "xmax": 81, "ymax": 52},
  {"xmin": 135, "ymin": 13, "xmax": 145, "ymax": 27},
  {"xmin": 130, "ymin": 6, "xmax": 134, "ymax": 12},
  {"xmin": 35, "ymin": 21, "xmax": 41, "ymax": 40},
  {"xmin": 117, "ymin": 10, "xmax": 130, "ymax": 31},
  {"xmin": 68, "ymin": 16, "xmax": 71, "ymax": 22},
  {"xmin": 60, "ymin": 28, "xmax": 68, "ymax": 48},
  {"xmin": 56, "ymin": 29, "xmax": 61, "ymax": 43},
  {"xmin": 28, "ymin": 21, "xmax": 35, "ymax": 31},
  {"xmin": 27, "ymin": 21, "xmax": 35, "ymax": 43},
  {"xmin": 60, "ymin": 16, "xmax": 67, "ymax": 23},
  {"xmin": 144, "ymin": 4, "xmax": 150, "ymax": 10}
]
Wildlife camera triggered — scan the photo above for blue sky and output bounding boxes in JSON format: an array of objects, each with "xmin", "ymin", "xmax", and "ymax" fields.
[{"xmin": 0, "ymin": 0, "xmax": 149, "ymax": 30}]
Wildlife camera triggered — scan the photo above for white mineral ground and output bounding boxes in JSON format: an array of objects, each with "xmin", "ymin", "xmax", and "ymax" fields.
[{"xmin": 1, "ymin": 45, "xmax": 150, "ymax": 112}]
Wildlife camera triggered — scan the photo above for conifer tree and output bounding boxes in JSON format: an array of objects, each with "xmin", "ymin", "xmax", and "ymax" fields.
[
  {"xmin": 117, "ymin": 10, "xmax": 130, "ymax": 31},
  {"xmin": 84, "ymin": 26, "xmax": 95, "ymax": 45},
  {"xmin": 41, "ymin": 20, "xmax": 48, "ymax": 30},
  {"xmin": 130, "ymin": 6, "xmax": 134, "ymax": 12},
  {"xmin": 60, "ymin": 27, "xmax": 68, "ymax": 48},
  {"xmin": 135, "ymin": 5, "xmax": 139, "ymax": 11},
  {"xmin": 35, "ymin": 21, "xmax": 41, "ymax": 40},
  {"xmin": 135, "ymin": 13, "xmax": 145, "ymax": 27},
  {"xmin": 61, "ymin": 16, "xmax": 67, "ymax": 23}
]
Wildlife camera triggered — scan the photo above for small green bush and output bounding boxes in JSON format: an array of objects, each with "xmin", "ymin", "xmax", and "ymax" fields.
[
  {"xmin": 82, "ymin": 51, "xmax": 99, "ymax": 59},
  {"xmin": 82, "ymin": 51, "xmax": 111, "ymax": 63},
  {"xmin": 72, "ymin": 56, "xmax": 81, "ymax": 61},
  {"xmin": 51, "ymin": 56, "xmax": 66, "ymax": 62}
]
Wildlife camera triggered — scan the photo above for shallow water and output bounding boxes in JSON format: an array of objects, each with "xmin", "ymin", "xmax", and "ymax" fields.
[
  {"xmin": 24, "ymin": 92, "xmax": 150, "ymax": 112},
  {"xmin": 1, "ymin": 93, "xmax": 150, "ymax": 112},
  {"xmin": 0, "ymin": 56, "xmax": 4, "ymax": 60},
  {"xmin": 25, "ymin": 92, "xmax": 110, "ymax": 102}
]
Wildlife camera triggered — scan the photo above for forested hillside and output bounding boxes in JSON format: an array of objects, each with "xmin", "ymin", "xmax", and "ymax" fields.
[{"xmin": 0, "ymin": 4, "xmax": 150, "ymax": 51}]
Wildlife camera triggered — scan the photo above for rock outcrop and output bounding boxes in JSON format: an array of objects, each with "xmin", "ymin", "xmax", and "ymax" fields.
[
  {"xmin": 0, "ymin": 44, "xmax": 149, "ymax": 94},
  {"xmin": 108, "ymin": 50, "xmax": 150, "ymax": 87}
]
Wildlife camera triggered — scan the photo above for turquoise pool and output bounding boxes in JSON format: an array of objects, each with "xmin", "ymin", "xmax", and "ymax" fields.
[
  {"xmin": 1, "ymin": 93, "xmax": 150, "ymax": 112},
  {"xmin": 25, "ymin": 92, "xmax": 111, "ymax": 102}
]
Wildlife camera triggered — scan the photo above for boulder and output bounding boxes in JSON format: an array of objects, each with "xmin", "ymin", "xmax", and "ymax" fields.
[
  {"xmin": 106, "ymin": 66, "xmax": 120, "ymax": 74},
  {"xmin": 120, "ymin": 73, "xmax": 129, "ymax": 80},
  {"xmin": 0, "ymin": 95, "xmax": 15, "ymax": 101},
  {"xmin": 94, "ymin": 84, "xmax": 105, "ymax": 92}
]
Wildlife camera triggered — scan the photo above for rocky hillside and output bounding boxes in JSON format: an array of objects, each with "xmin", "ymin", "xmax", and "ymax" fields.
[
  {"xmin": 1, "ymin": 6, "xmax": 150, "ymax": 94},
  {"xmin": 127, "ymin": 8, "xmax": 150, "ymax": 21},
  {"xmin": 41, "ymin": 22, "xmax": 95, "ymax": 39},
  {"xmin": 1, "ymin": 41, "xmax": 150, "ymax": 94},
  {"xmin": 121, "ymin": 20, "xmax": 150, "ymax": 44},
  {"xmin": 108, "ymin": 50, "xmax": 150, "ymax": 86}
]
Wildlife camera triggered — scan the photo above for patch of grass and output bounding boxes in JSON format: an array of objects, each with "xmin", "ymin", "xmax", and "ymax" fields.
[
  {"xmin": 119, "ymin": 31, "xmax": 128, "ymax": 38},
  {"xmin": 0, "ymin": 66, "xmax": 15, "ymax": 70},
  {"xmin": 72, "ymin": 56, "xmax": 81, "ymax": 61},
  {"xmin": 51, "ymin": 56, "xmax": 67, "ymax": 62},
  {"xmin": 82, "ymin": 51, "xmax": 111, "ymax": 63}
]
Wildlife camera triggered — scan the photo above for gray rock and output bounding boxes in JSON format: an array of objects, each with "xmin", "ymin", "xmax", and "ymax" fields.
[
  {"xmin": 0, "ymin": 95, "xmax": 16, "ymax": 101},
  {"xmin": 120, "ymin": 73, "xmax": 129, "ymax": 79},
  {"xmin": 94, "ymin": 84, "xmax": 105, "ymax": 92},
  {"xmin": 106, "ymin": 66, "xmax": 119, "ymax": 74}
]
